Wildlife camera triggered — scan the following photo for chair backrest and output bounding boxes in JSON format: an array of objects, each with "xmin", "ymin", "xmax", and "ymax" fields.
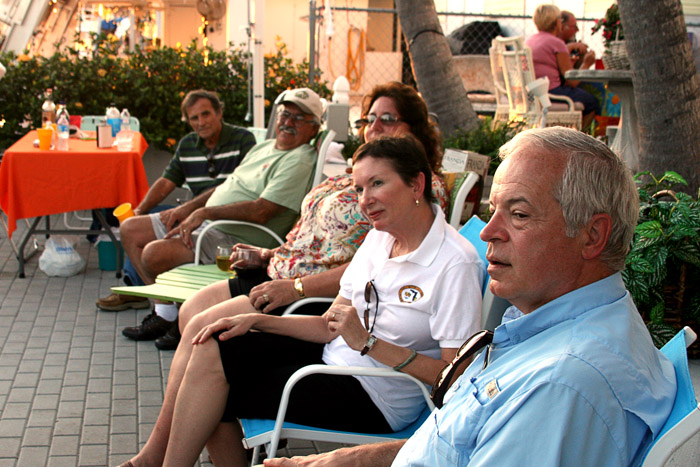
[
  {"xmin": 80, "ymin": 115, "xmax": 140, "ymax": 132},
  {"xmin": 448, "ymin": 171, "xmax": 480, "ymax": 229},
  {"xmin": 490, "ymin": 36, "xmax": 538, "ymax": 118},
  {"xmin": 312, "ymin": 129, "xmax": 336, "ymax": 187},
  {"xmin": 247, "ymin": 127, "xmax": 268, "ymax": 143},
  {"xmin": 642, "ymin": 326, "xmax": 700, "ymax": 466}
]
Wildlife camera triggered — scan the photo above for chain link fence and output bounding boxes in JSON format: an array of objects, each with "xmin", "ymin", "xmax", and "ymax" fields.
[{"xmin": 310, "ymin": 5, "xmax": 605, "ymax": 117}]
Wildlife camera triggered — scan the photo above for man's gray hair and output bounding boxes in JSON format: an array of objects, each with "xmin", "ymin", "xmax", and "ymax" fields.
[{"xmin": 499, "ymin": 127, "xmax": 639, "ymax": 271}]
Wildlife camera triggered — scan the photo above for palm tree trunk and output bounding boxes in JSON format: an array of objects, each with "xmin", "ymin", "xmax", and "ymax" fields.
[
  {"xmin": 396, "ymin": 0, "xmax": 480, "ymax": 136},
  {"xmin": 618, "ymin": 0, "xmax": 700, "ymax": 194}
]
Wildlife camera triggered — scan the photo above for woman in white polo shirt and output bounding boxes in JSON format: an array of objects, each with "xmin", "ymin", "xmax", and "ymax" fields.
[{"xmin": 119, "ymin": 136, "xmax": 483, "ymax": 467}]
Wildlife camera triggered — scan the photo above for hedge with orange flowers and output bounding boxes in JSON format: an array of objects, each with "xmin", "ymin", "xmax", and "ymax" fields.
[{"xmin": 0, "ymin": 34, "xmax": 330, "ymax": 150}]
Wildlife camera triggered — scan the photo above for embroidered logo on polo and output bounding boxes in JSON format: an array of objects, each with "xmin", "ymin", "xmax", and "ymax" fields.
[{"xmin": 398, "ymin": 285, "xmax": 424, "ymax": 303}]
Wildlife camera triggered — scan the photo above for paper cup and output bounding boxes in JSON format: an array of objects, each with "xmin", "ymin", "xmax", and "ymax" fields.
[
  {"xmin": 37, "ymin": 128, "xmax": 53, "ymax": 150},
  {"xmin": 113, "ymin": 202, "xmax": 135, "ymax": 223}
]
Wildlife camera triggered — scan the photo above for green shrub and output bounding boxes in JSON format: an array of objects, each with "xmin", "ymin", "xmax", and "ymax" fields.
[{"xmin": 0, "ymin": 34, "xmax": 330, "ymax": 150}]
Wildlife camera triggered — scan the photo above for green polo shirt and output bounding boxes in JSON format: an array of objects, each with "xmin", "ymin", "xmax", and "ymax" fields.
[{"xmin": 205, "ymin": 140, "xmax": 317, "ymax": 247}]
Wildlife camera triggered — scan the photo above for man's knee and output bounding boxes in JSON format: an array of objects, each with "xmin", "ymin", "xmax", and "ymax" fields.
[
  {"xmin": 142, "ymin": 239, "xmax": 193, "ymax": 276},
  {"xmin": 120, "ymin": 215, "xmax": 156, "ymax": 246}
]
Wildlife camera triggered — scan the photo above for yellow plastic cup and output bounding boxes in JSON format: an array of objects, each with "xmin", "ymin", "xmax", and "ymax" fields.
[
  {"xmin": 37, "ymin": 128, "xmax": 53, "ymax": 150},
  {"xmin": 113, "ymin": 202, "xmax": 135, "ymax": 223}
]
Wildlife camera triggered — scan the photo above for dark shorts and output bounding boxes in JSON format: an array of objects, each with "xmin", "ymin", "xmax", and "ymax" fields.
[
  {"xmin": 217, "ymin": 332, "xmax": 392, "ymax": 433},
  {"xmin": 549, "ymin": 85, "xmax": 601, "ymax": 115},
  {"xmin": 228, "ymin": 269, "xmax": 332, "ymax": 317}
]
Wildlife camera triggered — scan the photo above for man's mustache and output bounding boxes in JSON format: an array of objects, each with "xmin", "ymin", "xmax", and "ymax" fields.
[{"xmin": 279, "ymin": 125, "xmax": 297, "ymax": 135}]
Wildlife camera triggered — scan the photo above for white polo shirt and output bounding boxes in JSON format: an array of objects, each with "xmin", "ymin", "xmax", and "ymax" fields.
[{"xmin": 322, "ymin": 205, "xmax": 484, "ymax": 431}]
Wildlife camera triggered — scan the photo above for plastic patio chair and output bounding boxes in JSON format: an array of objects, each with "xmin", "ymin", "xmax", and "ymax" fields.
[
  {"xmin": 489, "ymin": 36, "xmax": 582, "ymax": 130},
  {"xmin": 642, "ymin": 326, "xmax": 700, "ymax": 466},
  {"xmin": 239, "ymin": 215, "xmax": 509, "ymax": 465}
]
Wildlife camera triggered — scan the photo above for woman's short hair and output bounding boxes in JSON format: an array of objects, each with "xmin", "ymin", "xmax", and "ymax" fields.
[
  {"xmin": 533, "ymin": 4, "xmax": 561, "ymax": 33},
  {"xmin": 498, "ymin": 127, "xmax": 639, "ymax": 272},
  {"xmin": 181, "ymin": 89, "xmax": 223, "ymax": 121},
  {"xmin": 353, "ymin": 135, "xmax": 435, "ymax": 204},
  {"xmin": 360, "ymin": 81, "xmax": 443, "ymax": 173}
]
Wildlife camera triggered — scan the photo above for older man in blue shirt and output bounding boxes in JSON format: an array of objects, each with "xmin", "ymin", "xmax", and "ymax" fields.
[{"xmin": 265, "ymin": 127, "xmax": 677, "ymax": 467}]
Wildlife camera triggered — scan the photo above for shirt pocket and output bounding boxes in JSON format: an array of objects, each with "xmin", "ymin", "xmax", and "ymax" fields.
[{"xmin": 433, "ymin": 429, "xmax": 466, "ymax": 465}]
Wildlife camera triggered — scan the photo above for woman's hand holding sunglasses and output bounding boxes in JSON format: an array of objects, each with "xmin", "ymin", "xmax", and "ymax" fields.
[{"xmin": 324, "ymin": 304, "xmax": 370, "ymax": 351}]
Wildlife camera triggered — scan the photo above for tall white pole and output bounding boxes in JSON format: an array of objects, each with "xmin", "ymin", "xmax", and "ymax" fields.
[{"xmin": 252, "ymin": 0, "xmax": 265, "ymax": 128}]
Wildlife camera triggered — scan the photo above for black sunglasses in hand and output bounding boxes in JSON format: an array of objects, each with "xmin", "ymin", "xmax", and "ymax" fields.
[{"xmin": 430, "ymin": 330, "xmax": 494, "ymax": 409}]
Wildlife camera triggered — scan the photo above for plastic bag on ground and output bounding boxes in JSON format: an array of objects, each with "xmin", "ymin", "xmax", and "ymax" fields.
[{"xmin": 39, "ymin": 236, "xmax": 85, "ymax": 277}]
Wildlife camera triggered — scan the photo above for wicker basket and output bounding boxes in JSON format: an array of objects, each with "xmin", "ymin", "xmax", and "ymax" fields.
[{"xmin": 602, "ymin": 41, "xmax": 630, "ymax": 70}]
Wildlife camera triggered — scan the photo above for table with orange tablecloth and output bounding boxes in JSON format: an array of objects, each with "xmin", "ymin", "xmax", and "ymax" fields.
[{"xmin": 0, "ymin": 130, "xmax": 149, "ymax": 277}]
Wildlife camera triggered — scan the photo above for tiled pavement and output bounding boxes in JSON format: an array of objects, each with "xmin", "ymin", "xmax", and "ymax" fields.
[{"xmin": 0, "ymin": 217, "xmax": 345, "ymax": 466}]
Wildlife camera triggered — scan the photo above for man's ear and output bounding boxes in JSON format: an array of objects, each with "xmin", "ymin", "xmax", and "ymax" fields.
[{"xmin": 581, "ymin": 213, "xmax": 612, "ymax": 260}]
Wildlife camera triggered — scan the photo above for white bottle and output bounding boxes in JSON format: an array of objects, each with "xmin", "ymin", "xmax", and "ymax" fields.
[
  {"xmin": 116, "ymin": 108, "xmax": 133, "ymax": 151},
  {"xmin": 120, "ymin": 108, "xmax": 131, "ymax": 133},
  {"xmin": 56, "ymin": 113, "xmax": 69, "ymax": 151},
  {"xmin": 106, "ymin": 103, "xmax": 121, "ymax": 137}
]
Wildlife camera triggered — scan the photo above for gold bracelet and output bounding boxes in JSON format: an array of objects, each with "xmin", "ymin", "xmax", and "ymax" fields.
[
  {"xmin": 294, "ymin": 277, "xmax": 305, "ymax": 298},
  {"xmin": 393, "ymin": 349, "xmax": 418, "ymax": 371}
]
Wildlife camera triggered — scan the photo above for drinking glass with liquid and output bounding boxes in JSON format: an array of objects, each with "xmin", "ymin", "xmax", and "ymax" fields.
[{"xmin": 216, "ymin": 246, "xmax": 233, "ymax": 272}]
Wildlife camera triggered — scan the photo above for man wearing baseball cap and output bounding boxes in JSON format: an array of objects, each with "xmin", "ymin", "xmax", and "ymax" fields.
[{"xmin": 116, "ymin": 88, "xmax": 323, "ymax": 347}]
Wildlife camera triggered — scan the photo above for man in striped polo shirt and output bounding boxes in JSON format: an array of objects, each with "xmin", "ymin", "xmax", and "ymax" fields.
[{"xmin": 97, "ymin": 89, "xmax": 256, "ymax": 311}]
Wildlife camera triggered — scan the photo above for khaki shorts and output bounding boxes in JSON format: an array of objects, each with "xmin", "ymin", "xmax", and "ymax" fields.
[{"xmin": 149, "ymin": 214, "xmax": 240, "ymax": 264}]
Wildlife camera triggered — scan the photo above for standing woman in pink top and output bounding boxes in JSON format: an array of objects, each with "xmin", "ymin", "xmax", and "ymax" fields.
[{"xmin": 525, "ymin": 4, "xmax": 600, "ymax": 130}]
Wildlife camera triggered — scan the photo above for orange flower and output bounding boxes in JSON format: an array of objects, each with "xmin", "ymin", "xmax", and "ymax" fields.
[
  {"xmin": 166, "ymin": 138, "xmax": 177, "ymax": 147},
  {"xmin": 75, "ymin": 102, "xmax": 83, "ymax": 109},
  {"xmin": 17, "ymin": 54, "xmax": 31, "ymax": 62},
  {"xmin": 97, "ymin": 69, "xmax": 107, "ymax": 77}
]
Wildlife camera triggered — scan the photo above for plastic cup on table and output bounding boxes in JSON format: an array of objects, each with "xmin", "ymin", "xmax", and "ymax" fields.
[
  {"xmin": 37, "ymin": 128, "xmax": 53, "ymax": 150},
  {"xmin": 113, "ymin": 203, "xmax": 135, "ymax": 224}
]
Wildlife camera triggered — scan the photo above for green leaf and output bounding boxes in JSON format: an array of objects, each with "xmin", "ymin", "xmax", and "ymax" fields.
[
  {"xmin": 648, "ymin": 300, "xmax": 666, "ymax": 323},
  {"xmin": 635, "ymin": 220, "xmax": 664, "ymax": 239},
  {"xmin": 659, "ymin": 171, "xmax": 688, "ymax": 187}
]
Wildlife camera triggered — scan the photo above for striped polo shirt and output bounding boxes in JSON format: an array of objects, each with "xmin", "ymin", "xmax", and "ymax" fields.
[{"xmin": 162, "ymin": 122, "xmax": 256, "ymax": 196}]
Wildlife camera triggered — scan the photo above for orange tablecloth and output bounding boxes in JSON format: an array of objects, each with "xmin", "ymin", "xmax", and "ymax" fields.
[{"xmin": 0, "ymin": 130, "xmax": 149, "ymax": 237}]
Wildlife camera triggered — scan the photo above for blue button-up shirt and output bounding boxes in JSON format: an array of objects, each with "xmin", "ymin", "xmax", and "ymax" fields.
[{"xmin": 393, "ymin": 273, "xmax": 676, "ymax": 466}]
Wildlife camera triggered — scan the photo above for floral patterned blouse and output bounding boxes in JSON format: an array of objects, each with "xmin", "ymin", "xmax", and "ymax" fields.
[{"xmin": 267, "ymin": 173, "xmax": 450, "ymax": 280}]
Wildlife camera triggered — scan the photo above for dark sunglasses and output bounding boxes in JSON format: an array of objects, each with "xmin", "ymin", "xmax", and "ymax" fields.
[
  {"xmin": 206, "ymin": 153, "xmax": 216, "ymax": 178},
  {"xmin": 430, "ymin": 330, "xmax": 494, "ymax": 409},
  {"xmin": 364, "ymin": 280, "xmax": 379, "ymax": 333},
  {"xmin": 278, "ymin": 110, "xmax": 314, "ymax": 126},
  {"xmin": 353, "ymin": 113, "xmax": 402, "ymax": 129}
]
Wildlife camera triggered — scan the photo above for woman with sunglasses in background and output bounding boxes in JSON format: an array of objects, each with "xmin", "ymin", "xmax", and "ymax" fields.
[
  {"xmin": 122, "ymin": 136, "xmax": 483, "ymax": 467},
  {"xmin": 357, "ymin": 80, "xmax": 449, "ymax": 214}
]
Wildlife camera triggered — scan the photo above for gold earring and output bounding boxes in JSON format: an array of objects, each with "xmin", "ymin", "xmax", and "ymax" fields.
[{"xmin": 415, "ymin": 199, "xmax": 420, "ymax": 207}]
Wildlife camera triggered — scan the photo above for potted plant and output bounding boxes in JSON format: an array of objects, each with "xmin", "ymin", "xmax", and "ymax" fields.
[
  {"xmin": 622, "ymin": 171, "xmax": 700, "ymax": 354},
  {"xmin": 591, "ymin": 3, "xmax": 629, "ymax": 69}
]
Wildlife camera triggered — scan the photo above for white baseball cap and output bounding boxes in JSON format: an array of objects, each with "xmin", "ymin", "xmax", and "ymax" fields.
[{"xmin": 280, "ymin": 88, "xmax": 323, "ymax": 121}]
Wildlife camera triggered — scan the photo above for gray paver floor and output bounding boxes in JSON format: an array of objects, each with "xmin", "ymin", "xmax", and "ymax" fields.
[{"xmin": 0, "ymin": 217, "xmax": 343, "ymax": 466}]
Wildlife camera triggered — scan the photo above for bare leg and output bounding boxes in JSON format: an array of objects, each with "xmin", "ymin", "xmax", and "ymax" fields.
[
  {"xmin": 206, "ymin": 422, "xmax": 247, "ymax": 466},
  {"xmin": 163, "ymin": 339, "xmax": 231, "ymax": 466},
  {"xmin": 120, "ymin": 215, "xmax": 158, "ymax": 285},
  {"xmin": 126, "ymin": 288, "xmax": 258, "ymax": 466},
  {"xmin": 179, "ymin": 280, "xmax": 234, "ymax": 332},
  {"xmin": 141, "ymin": 238, "xmax": 196, "ymax": 283}
]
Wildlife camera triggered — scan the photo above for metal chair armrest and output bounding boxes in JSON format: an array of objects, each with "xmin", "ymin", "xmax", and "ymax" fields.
[
  {"xmin": 266, "ymin": 364, "xmax": 435, "ymax": 457},
  {"xmin": 193, "ymin": 220, "xmax": 285, "ymax": 264}
]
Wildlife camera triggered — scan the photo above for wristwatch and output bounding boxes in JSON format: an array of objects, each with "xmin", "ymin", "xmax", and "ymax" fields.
[
  {"xmin": 294, "ymin": 277, "xmax": 305, "ymax": 298},
  {"xmin": 361, "ymin": 334, "xmax": 377, "ymax": 356}
]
